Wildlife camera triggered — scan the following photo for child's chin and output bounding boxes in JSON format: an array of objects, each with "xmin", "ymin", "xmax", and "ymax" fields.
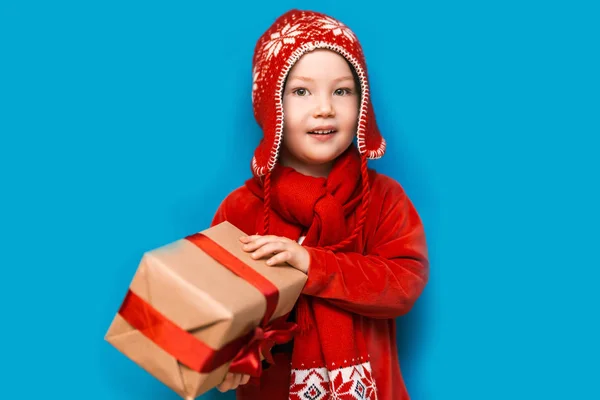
[{"xmin": 304, "ymin": 151, "xmax": 340, "ymax": 165}]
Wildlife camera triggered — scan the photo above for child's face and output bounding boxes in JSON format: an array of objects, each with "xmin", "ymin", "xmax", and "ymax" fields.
[{"xmin": 280, "ymin": 49, "xmax": 359, "ymax": 176}]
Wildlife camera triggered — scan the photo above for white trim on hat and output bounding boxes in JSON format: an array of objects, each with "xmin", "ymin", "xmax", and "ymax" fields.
[{"xmin": 252, "ymin": 41, "xmax": 386, "ymax": 177}]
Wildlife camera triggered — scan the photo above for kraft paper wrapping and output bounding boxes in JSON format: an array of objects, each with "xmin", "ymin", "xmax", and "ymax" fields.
[{"xmin": 105, "ymin": 221, "xmax": 307, "ymax": 398}]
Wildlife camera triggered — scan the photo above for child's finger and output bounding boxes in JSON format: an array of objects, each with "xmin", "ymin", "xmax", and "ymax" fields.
[
  {"xmin": 239, "ymin": 233, "xmax": 266, "ymax": 242},
  {"xmin": 251, "ymin": 241, "xmax": 287, "ymax": 260},
  {"xmin": 242, "ymin": 235, "xmax": 281, "ymax": 252},
  {"xmin": 230, "ymin": 373, "xmax": 243, "ymax": 389},
  {"xmin": 239, "ymin": 235, "xmax": 259, "ymax": 243},
  {"xmin": 216, "ymin": 373, "xmax": 234, "ymax": 392},
  {"xmin": 266, "ymin": 250, "xmax": 291, "ymax": 266},
  {"xmin": 241, "ymin": 374, "xmax": 251, "ymax": 385}
]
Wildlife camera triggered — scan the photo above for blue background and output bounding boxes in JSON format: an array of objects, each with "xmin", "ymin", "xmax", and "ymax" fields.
[{"xmin": 1, "ymin": 0, "xmax": 598, "ymax": 399}]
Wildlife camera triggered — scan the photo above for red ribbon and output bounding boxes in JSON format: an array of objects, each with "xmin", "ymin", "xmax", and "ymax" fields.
[
  {"xmin": 228, "ymin": 318, "xmax": 298, "ymax": 377},
  {"xmin": 117, "ymin": 232, "xmax": 296, "ymax": 378},
  {"xmin": 185, "ymin": 233, "xmax": 279, "ymax": 326}
]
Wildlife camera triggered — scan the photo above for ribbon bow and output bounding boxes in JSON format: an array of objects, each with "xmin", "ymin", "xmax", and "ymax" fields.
[{"xmin": 228, "ymin": 317, "xmax": 298, "ymax": 377}]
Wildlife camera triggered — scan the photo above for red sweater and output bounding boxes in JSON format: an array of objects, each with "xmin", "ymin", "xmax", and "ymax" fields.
[{"xmin": 211, "ymin": 170, "xmax": 429, "ymax": 399}]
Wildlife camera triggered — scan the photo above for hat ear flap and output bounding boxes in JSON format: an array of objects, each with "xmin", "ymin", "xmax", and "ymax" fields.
[{"xmin": 250, "ymin": 9, "xmax": 387, "ymax": 177}]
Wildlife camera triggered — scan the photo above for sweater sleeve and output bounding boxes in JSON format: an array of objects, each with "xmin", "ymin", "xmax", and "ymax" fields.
[
  {"xmin": 211, "ymin": 201, "xmax": 227, "ymax": 227},
  {"xmin": 210, "ymin": 186, "xmax": 259, "ymax": 235},
  {"xmin": 301, "ymin": 180, "xmax": 429, "ymax": 319}
]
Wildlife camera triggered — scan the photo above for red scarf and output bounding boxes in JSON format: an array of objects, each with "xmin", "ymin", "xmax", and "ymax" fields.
[{"xmin": 245, "ymin": 144, "xmax": 371, "ymax": 386}]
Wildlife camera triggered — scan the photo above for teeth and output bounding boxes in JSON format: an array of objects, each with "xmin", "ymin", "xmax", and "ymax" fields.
[{"xmin": 310, "ymin": 130, "xmax": 335, "ymax": 134}]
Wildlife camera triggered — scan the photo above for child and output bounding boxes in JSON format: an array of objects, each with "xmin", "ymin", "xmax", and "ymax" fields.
[{"xmin": 211, "ymin": 9, "xmax": 429, "ymax": 400}]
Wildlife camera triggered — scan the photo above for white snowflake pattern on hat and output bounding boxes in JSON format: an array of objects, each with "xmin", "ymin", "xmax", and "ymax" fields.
[
  {"xmin": 252, "ymin": 65, "xmax": 259, "ymax": 92},
  {"xmin": 263, "ymin": 22, "xmax": 305, "ymax": 60},
  {"xmin": 251, "ymin": 9, "xmax": 387, "ymax": 177},
  {"xmin": 316, "ymin": 17, "xmax": 356, "ymax": 42}
]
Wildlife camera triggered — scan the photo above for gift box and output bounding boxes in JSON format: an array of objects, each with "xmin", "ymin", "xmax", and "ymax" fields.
[{"xmin": 105, "ymin": 221, "xmax": 307, "ymax": 399}]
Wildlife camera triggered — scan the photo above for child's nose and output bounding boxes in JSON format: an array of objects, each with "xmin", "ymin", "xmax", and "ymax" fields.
[{"xmin": 313, "ymin": 97, "xmax": 335, "ymax": 118}]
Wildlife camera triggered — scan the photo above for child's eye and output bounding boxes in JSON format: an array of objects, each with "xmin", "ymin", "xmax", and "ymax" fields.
[
  {"xmin": 334, "ymin": 88, "xmax": 352, "ymax": 96},
  {"xmin": 292, "ymin": 88, "xmax": 309, "ymax": 96}
]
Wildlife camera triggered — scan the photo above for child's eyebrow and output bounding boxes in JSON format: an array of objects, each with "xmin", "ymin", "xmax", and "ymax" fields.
[{"xmin": 288, "ymin": 76, "xmax": 355, "ymax": 83}]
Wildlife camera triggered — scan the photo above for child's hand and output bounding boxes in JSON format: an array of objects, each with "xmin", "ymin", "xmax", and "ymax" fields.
[
  {"xmin": 240, "ymin": 235, "xmax": 310, "ymax": 274},
  {"xmin": 216, "ymin": 372, "xmax": 251, "ymax": 392}
]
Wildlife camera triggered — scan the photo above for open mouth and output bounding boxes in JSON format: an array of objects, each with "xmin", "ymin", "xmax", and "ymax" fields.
[{"xmin": 307, "ymin": 129, "xmax": 337, "ymax": 135}]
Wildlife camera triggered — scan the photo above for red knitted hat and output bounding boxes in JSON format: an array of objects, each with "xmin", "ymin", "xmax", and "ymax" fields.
[{"xmin": 250, "ymin": 9, "xmax": 386, "ymax": 177}]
